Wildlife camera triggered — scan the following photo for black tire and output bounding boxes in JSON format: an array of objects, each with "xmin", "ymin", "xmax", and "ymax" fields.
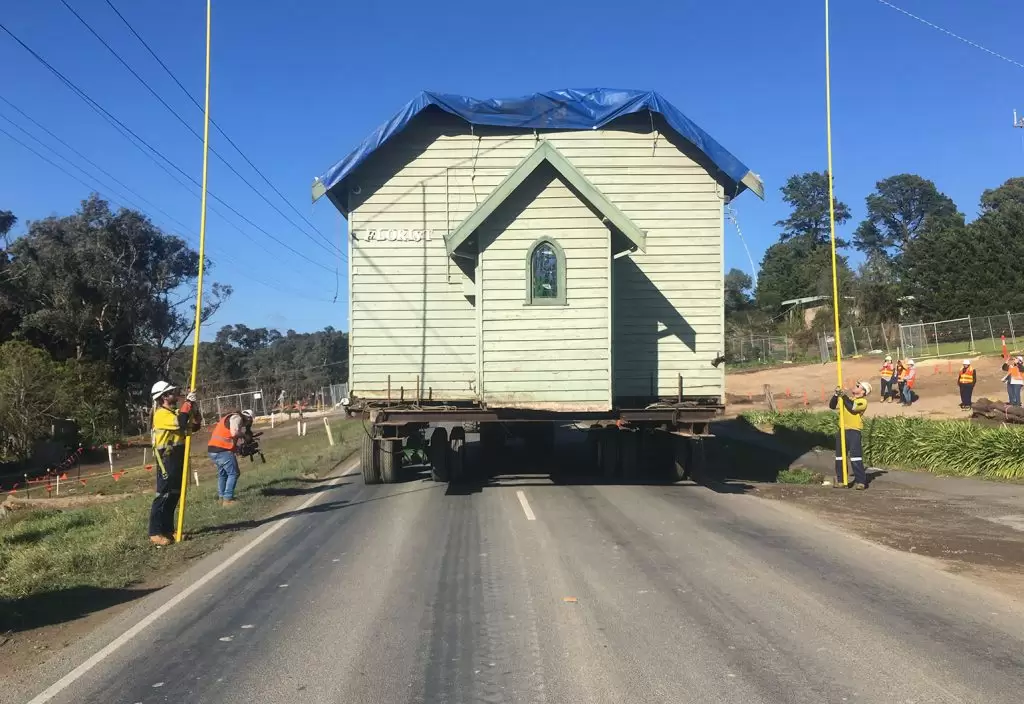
[
  {"xmin": 380, "ymin": 438, "xmax": 402, "ymax": 484},
  {"xmin": 430, "ymin": 427, "xmax": 449, "ymax": 482},
  {"xmin": 479, "ymin": 422, "xmax": 504, "ymax": 458},
  {"xmin": 599, "ymin": 429, "xmax": 619, "ymax": 480},
  {"xmin": 620, "ymin": 430, "xmax": 640, "ymax": 481},
  {"xmin": 361, "ymin": 431, "xmax": 381, "ymax": 485},
  {"xmin": 449, "ymin": 426, "xmax": 466, "ymax": 482},
  {"xmin": 671, "ymin": 437, "xmax": 691, "ymax": 482},
  {"xmin": 645, "ymin": 429, "xmax": 673, "ymax": 479},
  {"xmin": 525, "ymin": 423, "xmax": 555, "ymax": 458}
]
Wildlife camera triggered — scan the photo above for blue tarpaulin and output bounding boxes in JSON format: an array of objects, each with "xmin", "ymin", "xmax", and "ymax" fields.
[{"xmin": 313, "ymin": 89, "xmax": 762, "ymax": 207}]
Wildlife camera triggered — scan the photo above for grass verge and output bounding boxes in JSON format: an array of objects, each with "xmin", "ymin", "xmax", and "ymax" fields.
[
  {"xmin": 742, "ymin": 410, "xmax": 1024, "ymax": 480},
  {"xmin": 0, "ymin": 420, "xmax": 361, "ymax": 632}
]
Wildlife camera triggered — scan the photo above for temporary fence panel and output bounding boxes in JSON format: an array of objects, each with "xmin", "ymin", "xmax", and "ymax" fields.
[
  {"xmin": 899, "ymin": 318, "xmax": 977, "ymax": 360},
  {"xmin": 199, "ymin": 389, "xmax": 268, "ymax": 422},
  {"xmin": 726, "ymin": 335, "xmax": 793, "ymax": 365}
]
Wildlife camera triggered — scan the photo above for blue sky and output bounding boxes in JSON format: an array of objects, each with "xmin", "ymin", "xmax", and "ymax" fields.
[{"xmin": 2, "ymin": 0, "xmax": 1022, "ymax": 336}]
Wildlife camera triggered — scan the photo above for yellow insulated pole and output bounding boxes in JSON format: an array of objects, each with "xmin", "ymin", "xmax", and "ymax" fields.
[
  {"xmin": 824, "ymin": 0, "xmax": 849, "ymax": 487},
  {"xmin": 176, "ymin": 0, "xmax": 213, "ymax": 543}
]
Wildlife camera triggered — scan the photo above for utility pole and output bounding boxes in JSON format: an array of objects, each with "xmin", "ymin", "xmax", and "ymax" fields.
[{"xmin": 1014, "ymin": 110, "xmax": 1024, "ymax": 129}]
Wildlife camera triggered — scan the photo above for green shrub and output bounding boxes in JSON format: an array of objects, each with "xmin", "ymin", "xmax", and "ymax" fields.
[
  {"xmin": 742, "ymin": 410, "xmax": 1024, "ymax": 480},
  {"xmin": 777, "ymin": 468, "xmax": 823, "ymax": 484}
]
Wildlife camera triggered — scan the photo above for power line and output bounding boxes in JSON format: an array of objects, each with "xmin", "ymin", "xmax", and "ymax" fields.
[
  {"xmin": 0, "ymin": 93, "xmax": 195, "ymax": 235},
  {"xmin": 725, "ymin": 205, "xmax": 758, "ymax": 288},
  {"xmin": 0, "ymin": 20, "xmax": 338, "ymax": 275},
  {"xmin": 0, "ymin": 124, "xmax": 125, "ymax": 207},
  {"xmin": 57, "ymin": 0, "xmax": 344, "ymax": 260},
  {"xmin": 874, "ymin": 0, "xmax": 1024, "ymax": 71},
  {"xmin": 0, "ymin": 123, "xmax": 332, "ymax": 303},
  {"xmin": 102, "ymin": 0, "xmax": 336, "ymax": 254}
]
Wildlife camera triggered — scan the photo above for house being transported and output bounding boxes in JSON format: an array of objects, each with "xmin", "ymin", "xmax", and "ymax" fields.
[{"xmin": 312, "ymin": 89, "xmax": 763, "ymax": 484}]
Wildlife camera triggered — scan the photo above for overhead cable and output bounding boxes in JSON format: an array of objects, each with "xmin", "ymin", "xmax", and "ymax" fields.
[{"xmin": 58, "ymin": 0, "xmax": 344, "ymax": 258}]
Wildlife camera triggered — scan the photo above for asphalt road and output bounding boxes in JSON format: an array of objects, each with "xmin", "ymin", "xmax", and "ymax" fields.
[{"xmin": 15, "ymin": 451, "xmax": 1024, "ymax": 704}]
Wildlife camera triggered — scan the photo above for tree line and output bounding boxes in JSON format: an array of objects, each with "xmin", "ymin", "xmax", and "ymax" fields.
[
  {"xmin": 0, "ymin": 196, "xmax": 346, "ymax": 460},
  {"xmin": 725, "ymin": 172, "xmax": 1024, "ymax": 349}
]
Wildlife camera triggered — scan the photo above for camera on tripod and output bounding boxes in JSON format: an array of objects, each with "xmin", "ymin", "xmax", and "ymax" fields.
[{"xmin": 238, "ymin": 430, "xmax": 266, "ymax": 463}]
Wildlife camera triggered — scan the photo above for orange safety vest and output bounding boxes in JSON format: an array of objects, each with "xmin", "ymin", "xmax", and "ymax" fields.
[
  {"xmin": 880, "ymin": 362, "xmax": 894, "ymax": 377},
  {"xmin": 1010, "ymin": 366, "xmax": 1023, "ymax": 383},
  {"xmin": 208, "ymin": 414, "xmax": 236, "ymax": 451},
  {"xmin": 905, "ymin": 367, "xmax": 917, "ymax": 387},
  {"xmin": 958, "ymin": 366, "xmax": 975, "ymax": 384}
]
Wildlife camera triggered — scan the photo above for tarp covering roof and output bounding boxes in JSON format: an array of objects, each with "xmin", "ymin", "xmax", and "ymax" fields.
[{"xmin": 312, "ymin": 89, "xmax": 763, "ymax": 206}]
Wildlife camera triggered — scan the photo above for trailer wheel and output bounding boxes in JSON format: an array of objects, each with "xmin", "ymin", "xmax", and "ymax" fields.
[
  {"xmin": 361, "ymin": 431, "xmax": 381, "ymax": 485},
  {"xmin": 671, "ymin": 437, "xmax": 692, "ymax": 482},
  {"xmin": 620, "ymin": 430, "xmax": 640, "ymax": 481},
  {"xmin": 380, "ymin": 438, "xmax": 402, "ymax": 484},
  {"xmin": 598, "ymin": 429, "xmax": 619, "ymax": 481},
  {"xmin": 429, "ymin": 427, "xmax": 449, "ymax": 482},
  {"xmin": 646, "ymin": 430, "xmax": 673, "ymax": 479},
  {"xmin": 449, "ymin": 426, "xmax": 466, "ymax": 481},
  {"xmin": 479, "ymin": 422, "xmax": 504, "ymax": 458}
]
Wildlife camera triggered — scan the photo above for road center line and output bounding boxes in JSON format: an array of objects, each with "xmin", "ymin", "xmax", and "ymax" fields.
[
  {"xmin": 516, "ymin": 490, "xmax": 536, "ymax": 521},
  {"xmin": 27, "ymin": 456, "xmax": 361, "ymax": 704}
]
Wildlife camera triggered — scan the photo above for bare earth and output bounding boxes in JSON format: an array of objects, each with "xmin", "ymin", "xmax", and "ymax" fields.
[{"xmin": 727, "ymin": 353, "xmax": 1013, "ymax": 419}]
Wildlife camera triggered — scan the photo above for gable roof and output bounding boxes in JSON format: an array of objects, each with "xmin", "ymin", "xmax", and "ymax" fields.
[
  {"xmin": 312, "ymin": 89, "xmax": 764, "ymax": 209},
  {"xmin": 446, "ymin": 141, "xmax": 646, "ymax": 255}
]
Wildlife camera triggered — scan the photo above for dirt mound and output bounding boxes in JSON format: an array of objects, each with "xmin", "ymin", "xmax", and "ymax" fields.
[{"xmin": 0, "ymin": 493, "xmax": 135, "ymax": 519}]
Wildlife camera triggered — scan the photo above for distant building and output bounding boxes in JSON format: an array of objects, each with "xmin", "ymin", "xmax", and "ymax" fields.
[{"xmin": 781, "ymin": 295, "xmax": 857, "ymax": 328}]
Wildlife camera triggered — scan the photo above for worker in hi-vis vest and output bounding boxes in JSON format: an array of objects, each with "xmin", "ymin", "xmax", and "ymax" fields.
[
  {"xmin": 149, "ymin": 381, "xmax": 201, "ymax": 546},
  {"xmin": 824, "ymin": 381, "xmax": 870, "ymax": 490},
  {"xmin": 879, "ymin": 355, "xmax": 896, "ymax": 403},
  {"xmin": 207, "ymin": 409, "xmax": 254, "ymax": 505},
  {"xmin": 957, "ymin": 359, "xmax": 977, "ymax": 410},
  {"xmin": 901, "ymin": 360, "xmax": 917, "ymax": 406}
]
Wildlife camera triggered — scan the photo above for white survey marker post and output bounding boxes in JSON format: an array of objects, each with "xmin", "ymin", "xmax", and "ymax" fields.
[
  {"xmin": 324, "ymin": 417, "xmax": 335, "ymax": 446},
  {"xmin": 107, "ymin": 444, "xmax": 114, "ymax": 474}
]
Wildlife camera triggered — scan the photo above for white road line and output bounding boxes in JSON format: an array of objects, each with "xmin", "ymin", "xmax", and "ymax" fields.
[
  {"xmin": 27, "ymin": 456, "xmax": 361, "ymax": 704},
  {"xmin": 516, "ymin": 490, "xmax": 536, "ymax": 521}
]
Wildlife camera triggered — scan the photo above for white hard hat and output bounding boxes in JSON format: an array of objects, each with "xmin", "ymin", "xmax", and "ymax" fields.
[
  {"xmin": 857, "ymin": 380, "xmax": 872, "ymax": 396},
  {"xmin": 151, "ymin": 380, "xmax": 176, "ymax": 400},
  {"xmin": 907, "ymin": 359, "xmax": 915, "ymax": 366},
  {"xmin": 962, "ymin": 359, "xmax": 971, "ymax": 366},
  {"xmin": 884, "ymin": 355, "xmax": 892, "ymax": 362},
  {"xmin": 241, "ymin": 409, "xmax": 254, "ymax": 419}
]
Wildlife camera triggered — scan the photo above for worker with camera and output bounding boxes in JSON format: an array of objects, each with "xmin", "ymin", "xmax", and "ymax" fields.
[
  {"xmin": 207, "ymin": 409, "xmax": 255, "ymax": 506},
  {"xmin": 149, "ymin": 381, "xmax": 201, "ymax": 546}
]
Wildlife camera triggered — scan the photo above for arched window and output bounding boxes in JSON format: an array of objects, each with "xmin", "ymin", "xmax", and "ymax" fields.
[{"xmin": 525, "ymin": 238, "xmax": 566, "ymax": 305}]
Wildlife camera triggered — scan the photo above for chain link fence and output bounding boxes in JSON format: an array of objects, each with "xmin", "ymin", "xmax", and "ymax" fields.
[
  {"xmin": 198, "ymin": 389, "xmax": 269, "ymax": 423},
  {"xmin": 725, "ymin": 335, "xmax": 792, "ymax": 365},
  {"xmin": 816, "ymin": 312, "xmax": 1024, "ymax": 362},
  {"xmin": 818, "ymin": 323, "xmax": 901, "ymax": 362}
]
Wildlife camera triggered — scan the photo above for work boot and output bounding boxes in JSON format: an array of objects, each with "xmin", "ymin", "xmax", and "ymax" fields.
[
  {"xmin": 221, "ymin": 499, "xmax": 237, "ymax": 507},
  {"xmin": 150, "ymin": 535, "xmax": 172, "ymax": 547},
  {"xmin": 853, "ymin": 483, "xmax": 867, "ymax": 490}
]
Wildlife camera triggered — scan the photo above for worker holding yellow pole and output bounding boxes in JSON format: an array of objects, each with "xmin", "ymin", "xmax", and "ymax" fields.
[
  {"xmin": 148, "ymin": 381, "xmax": 201, "ymax": 546},
  {"xmin": 175, "ymin": 0, "xmax": 214, "ymax": 543},
  {"xmin": 822, "ymin": 0, "xmax": 850, "ymax": 488}
]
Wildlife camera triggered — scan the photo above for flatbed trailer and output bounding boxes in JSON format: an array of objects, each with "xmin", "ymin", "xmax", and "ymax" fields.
[{"xmin": 349, "ymin": 397, "xmax": 722, "ymax": 484}]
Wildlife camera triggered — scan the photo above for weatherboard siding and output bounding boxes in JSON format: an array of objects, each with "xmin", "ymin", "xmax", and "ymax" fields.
[
  {"xmin": 478, "ymin": 165, "xmax": 611, "ymax": 411},
  {"xmin": 347, "ymin": 111, "xmax": 725, "ymax": 404}
]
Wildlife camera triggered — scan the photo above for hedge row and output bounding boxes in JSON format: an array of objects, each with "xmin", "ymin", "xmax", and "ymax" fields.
[{"xmin": 741, "ymin": 410, "xmax": 1024, "ymax": 480}]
